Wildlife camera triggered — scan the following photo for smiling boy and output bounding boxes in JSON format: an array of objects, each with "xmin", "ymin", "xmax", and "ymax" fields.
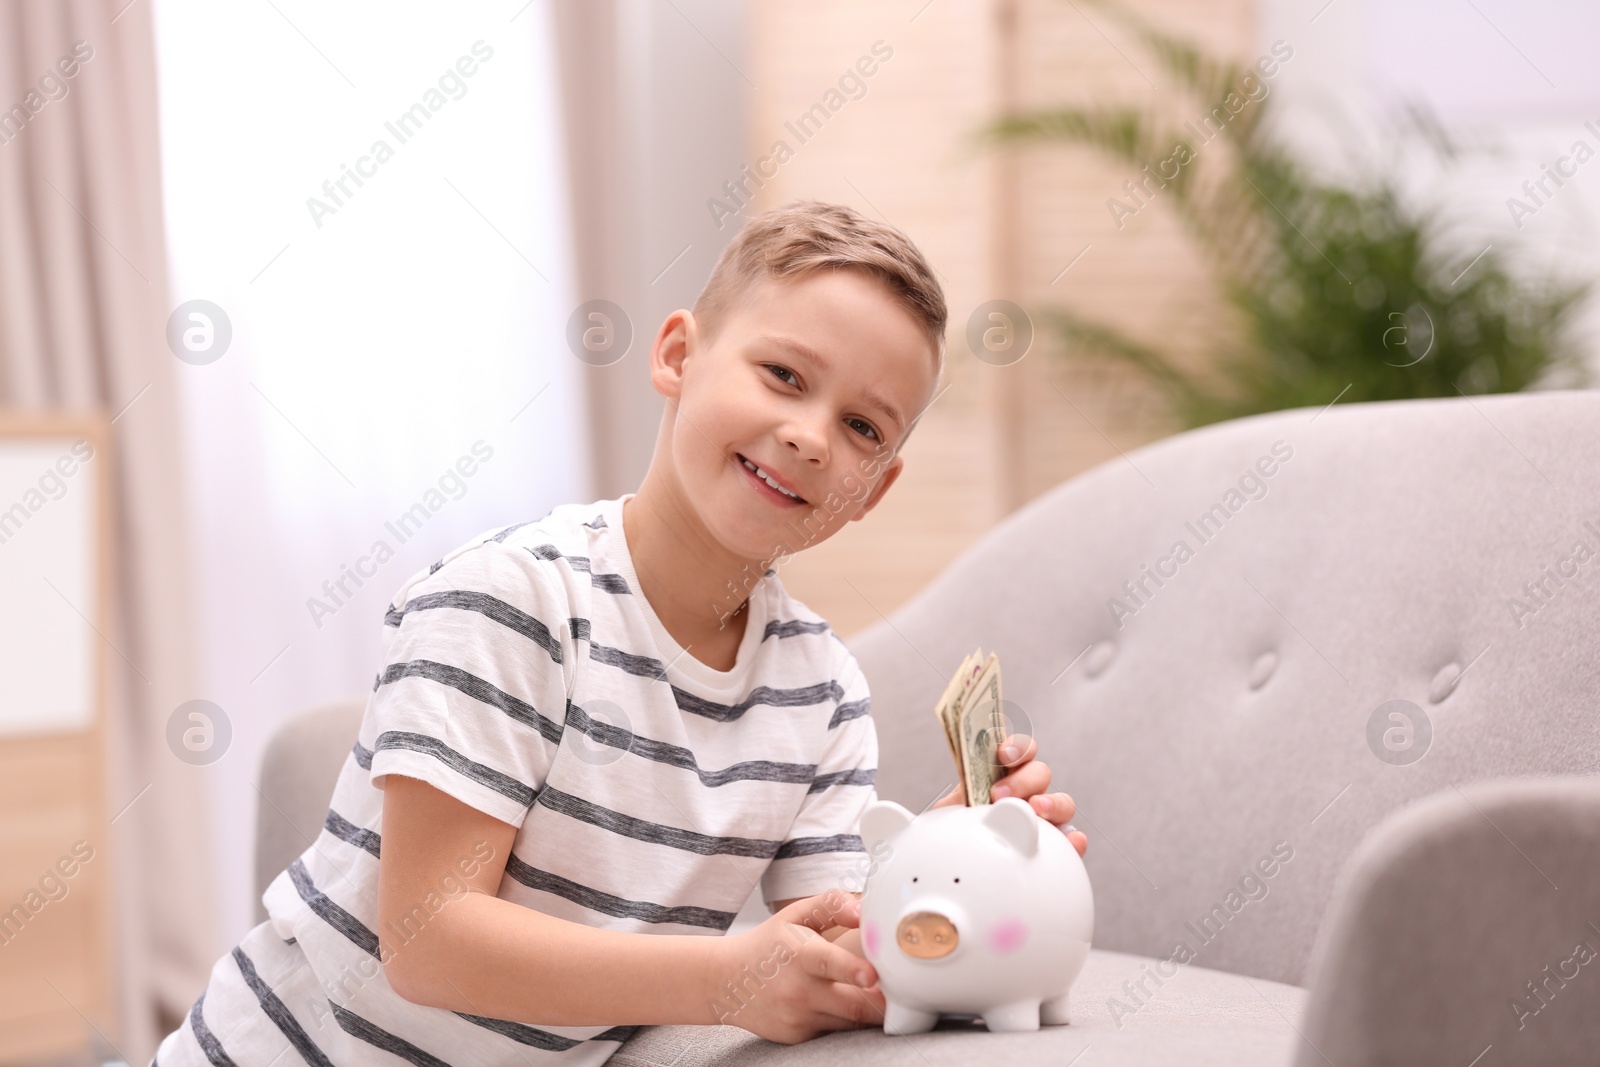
[{"xmin": 152, "ymin": 200, "xmax": 1085, "ymax": 1067}]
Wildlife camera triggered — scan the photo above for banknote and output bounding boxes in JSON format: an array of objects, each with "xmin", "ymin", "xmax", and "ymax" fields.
[
  {"xmin": 933, "ymin": 651, "xmax": 976, "ymax": 771},
  {"xmin": 958, "ymin": 656, "xmax": 1004, "ymax": 806},
  {"xmin": 933, "ymin": 649, "xmax": 1005, "ymax": 805},
  {"xmin": 932, "ymin": 662, "xmax": 963, "ymax": 770}
]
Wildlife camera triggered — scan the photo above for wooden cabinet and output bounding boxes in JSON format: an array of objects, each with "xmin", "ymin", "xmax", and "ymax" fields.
[{"xmin": 0, "ymin": 415, "xmax": 118, "ymax": 1065}]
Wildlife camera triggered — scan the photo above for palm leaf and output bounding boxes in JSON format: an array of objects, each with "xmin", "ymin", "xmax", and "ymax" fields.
[{"xmin": 973, "ymin": 0, "xmax": 1591, "ymax": 427}]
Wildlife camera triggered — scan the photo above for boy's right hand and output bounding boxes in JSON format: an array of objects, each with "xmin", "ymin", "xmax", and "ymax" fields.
[{"xmin": 710, "ymin": 891, "xmax": 886, "ymax": 1044}]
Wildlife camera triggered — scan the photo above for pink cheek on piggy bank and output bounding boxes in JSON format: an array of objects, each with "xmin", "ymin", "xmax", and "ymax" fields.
[
  {"xmin": 863, "ymin": 921, "xmax": 880, "ymax": 956},
  {"xmin": 988, "ymin": 918, "xmax": 1029, "ymax": 955}
]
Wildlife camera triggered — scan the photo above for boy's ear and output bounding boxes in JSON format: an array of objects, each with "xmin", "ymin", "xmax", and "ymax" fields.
[
  {"xmin": 649, "ymin": 309, "xmax": 697, "ymax": 400},
  {"xmin": 851, "ymin": 454, "xmax": 905, "ymax": 520}
]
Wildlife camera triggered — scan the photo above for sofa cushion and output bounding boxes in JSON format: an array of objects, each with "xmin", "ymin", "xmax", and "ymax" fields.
[{"xmin": 613, "ymin": 948, "xmax": 1305, "ymax": 1066}]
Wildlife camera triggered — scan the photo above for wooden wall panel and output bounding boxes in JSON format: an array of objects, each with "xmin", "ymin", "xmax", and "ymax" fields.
[
  {"xmin": 748, "ymin": 0, "xmax": 1255, "ymax": 638},
  {"xmin": 0, "ymin": 415, "xmax": 117, "ymax": 1065}
]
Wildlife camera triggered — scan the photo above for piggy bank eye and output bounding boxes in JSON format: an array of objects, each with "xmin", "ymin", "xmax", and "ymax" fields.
[
  {"xmin": 954, "ymin": 877, "xmax": 960, "ymax": 883},
  {"xmin": 912, "ymin": 877, "xmax": 918, "ymax": 882}
]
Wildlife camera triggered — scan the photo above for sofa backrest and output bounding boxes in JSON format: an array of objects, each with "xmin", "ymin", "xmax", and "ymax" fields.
[
  {"xmin": 849, "ymin": 391, "xmax": 1600, "ymax": 986},
  {"xmin": 253, "ymin": 699, "xmax": 366, "ymax": 924}
]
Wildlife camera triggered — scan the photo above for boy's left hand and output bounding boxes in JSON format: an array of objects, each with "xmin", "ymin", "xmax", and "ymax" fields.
[{"xmin": 931, "ymin": 733, "xmax": 1088, "ymax": 857}]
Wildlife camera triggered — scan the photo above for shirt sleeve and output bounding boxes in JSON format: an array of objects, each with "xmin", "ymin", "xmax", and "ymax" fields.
[
  {"xmin": 365, "ymin": 538, "xmax": 571, "ymax": 829},
  {"xmin": 760, "ymin": 647, "xmax": 879, "ymax": 905}
]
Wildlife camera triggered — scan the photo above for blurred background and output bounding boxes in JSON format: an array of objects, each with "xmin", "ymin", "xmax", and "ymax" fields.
[{"xmin": 0, "ymin": 0, "xmax": 1595, "ymax": 1062}]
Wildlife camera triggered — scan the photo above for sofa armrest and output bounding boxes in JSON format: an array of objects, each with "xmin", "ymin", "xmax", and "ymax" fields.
[{"xmin": 1294, "ymin": 775, "xmax": 1600, "ymax": 1066}]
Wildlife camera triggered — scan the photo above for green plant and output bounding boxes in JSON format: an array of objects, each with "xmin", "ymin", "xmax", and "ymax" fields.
[{"xmin": 973, "ymin": 0, "xmax": 1591, "ymax": 428}]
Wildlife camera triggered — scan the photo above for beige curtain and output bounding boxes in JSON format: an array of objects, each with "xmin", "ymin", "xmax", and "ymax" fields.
[
  {"xmin": 551, "ymin": 0, "xmax": 660, "ymax": 498},
  {"xmin": 0, "ymin": 1, "xmax": 215, "ymax": 1060},
  {"xmin": 550, "ymin": 0, "xmax": 752, "ymax": 498}
]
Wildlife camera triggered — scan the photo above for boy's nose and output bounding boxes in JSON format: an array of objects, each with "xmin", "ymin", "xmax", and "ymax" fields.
[
  {"xmin": 897, "ymin": 910, "xmax": 959, "ymax": 958},
  {"xmin": 779, "ymin": 416, "xmax": 831, "ymax": 463}
]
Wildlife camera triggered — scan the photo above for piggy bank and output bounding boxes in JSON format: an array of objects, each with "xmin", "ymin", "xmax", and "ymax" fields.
[{"xmin": 858, "ymin": 796, "xmax": 1094, "ymax": 1034}]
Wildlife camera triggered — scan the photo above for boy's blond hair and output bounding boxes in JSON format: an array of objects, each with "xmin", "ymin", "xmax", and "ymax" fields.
[{"xmin": 692, "ymin": 200, "xmax": 948, "ymax": 391}]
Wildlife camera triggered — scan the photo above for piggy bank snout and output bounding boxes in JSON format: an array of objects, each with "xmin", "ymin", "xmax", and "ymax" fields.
[{"xmin": 896, "ymin": 910, "xmax": 959, "ymax": 959}]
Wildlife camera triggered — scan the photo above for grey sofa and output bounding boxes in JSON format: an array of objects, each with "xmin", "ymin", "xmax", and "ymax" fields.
[{"xmin": 257, "ymin": 391, "xmax": 1600, "ymax": 1065}]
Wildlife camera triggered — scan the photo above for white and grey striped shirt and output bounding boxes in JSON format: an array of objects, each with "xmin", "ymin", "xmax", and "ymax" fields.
[{"xmin": 257, "ymin": 492, "xmax": 878, "ymax": 1065}]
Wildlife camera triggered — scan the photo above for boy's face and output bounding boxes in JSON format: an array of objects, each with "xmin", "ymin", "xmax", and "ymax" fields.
[{"xmin": 652, "ymin": 268, "xmax": 939, "ymax": 562}]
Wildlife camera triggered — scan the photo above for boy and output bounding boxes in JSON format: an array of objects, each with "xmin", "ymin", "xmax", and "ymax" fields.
[{"xmin": 151, "ymin": 200, "xmax": 1086, "ymax": 1066}]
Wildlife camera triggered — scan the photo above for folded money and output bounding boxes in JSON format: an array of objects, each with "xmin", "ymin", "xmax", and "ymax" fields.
[{"xmin": 933, "ymin": 648, "xmax": 1005, "ymax": 806}]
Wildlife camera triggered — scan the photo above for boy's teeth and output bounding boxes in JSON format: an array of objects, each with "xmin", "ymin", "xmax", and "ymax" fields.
[{"xmin": 741, "ymin": 456, "xmax": 799, "ymax": 499}]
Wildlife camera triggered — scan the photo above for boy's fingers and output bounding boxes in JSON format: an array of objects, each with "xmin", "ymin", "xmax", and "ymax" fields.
[
  {"xmin": 1027, "ymin": 790, "xmax": 1075, "ymax": 821},
  {"xmin": 821, "ymin": 981, "xmax": 886, "ymax": 1027},
  {"xmin": 777, "ymin": 891, "xmax": 854, "ymax": 935},
  {"xmin": 999, "ymin": 732, "xmax": 1038, "ymax": 766},
  {"xmin": 802, "ymin": 939, "xmax": 877, "ymax": 989},
  {"xmin": 806, "ymin": 973, "xmax": 886, "ymax": 1026},
  {"xmin": 991, "ymin": 760, "xmax": 1050, "ymax": 799}
]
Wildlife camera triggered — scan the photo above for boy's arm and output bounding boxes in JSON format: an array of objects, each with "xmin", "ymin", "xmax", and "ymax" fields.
[{"xmin": 378, "ymin": 774, "xmax": 728, "ymax": 1026}]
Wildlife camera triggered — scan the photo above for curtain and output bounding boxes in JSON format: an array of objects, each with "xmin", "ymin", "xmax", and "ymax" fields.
[
  {"xmin": 150, "ymin": 0, "xmax": 585, "ymax": 1007},
  {"xmin": 0, "ymin": 0, "xmax": 214, "ymax": 1059},
  {"xmin": 550, "ymin": 0, "xmax": 752, "ymax": 498}
]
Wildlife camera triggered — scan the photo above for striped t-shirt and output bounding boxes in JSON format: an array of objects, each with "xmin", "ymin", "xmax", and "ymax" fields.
[{"xmin": 254, "ymin": 492, "xmax": 878, "ymax": 1065}]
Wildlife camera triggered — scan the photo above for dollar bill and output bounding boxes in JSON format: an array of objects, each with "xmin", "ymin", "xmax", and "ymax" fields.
[
  {"xmin": 937, "ymin": 654, "xmax": 982, "ymax": 760},
  {"xmin": 958, "ymin": 655, "xmax": 1004, "ymax": 806},
  {"xmin": 932, "ymin": 653, "xmax": 971, "ymax": 772},
  {"xmin": 932, "ymin": 649, "xmax": 1004, "ymax": 805}
]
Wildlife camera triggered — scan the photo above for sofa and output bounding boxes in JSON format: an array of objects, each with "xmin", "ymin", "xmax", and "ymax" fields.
[{"xmin": 257, "ymin": 391, "xmax": 1600, "ymax": 1065}]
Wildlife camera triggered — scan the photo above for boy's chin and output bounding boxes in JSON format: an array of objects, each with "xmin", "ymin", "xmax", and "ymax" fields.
[
  {"xmin": 703, "ymin": 497, "xmax": 825, "ymax": 562},
  {"xmin": 711, "ymin": 516, "xmax": 804, "ymax": 563}
]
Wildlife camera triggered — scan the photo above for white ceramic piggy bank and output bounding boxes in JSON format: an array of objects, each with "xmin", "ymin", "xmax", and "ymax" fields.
[{"xmin": 858, "ymin": 796, "xmax": 1094, "ymax": 1034}]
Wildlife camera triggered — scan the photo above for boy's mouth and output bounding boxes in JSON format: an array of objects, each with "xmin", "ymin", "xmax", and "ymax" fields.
[{"xmin": 735, "ymin": 453, "xmax": 808, "ymax": 505}]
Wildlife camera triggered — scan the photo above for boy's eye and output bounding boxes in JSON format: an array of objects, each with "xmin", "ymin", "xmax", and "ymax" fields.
[
  {"xmin": 765, "ymin": 364, "xmax": 797, "ymax": 385},
  {"xmin": 847, "ymin": 417, "xmax": 879, "ymax": 441}
]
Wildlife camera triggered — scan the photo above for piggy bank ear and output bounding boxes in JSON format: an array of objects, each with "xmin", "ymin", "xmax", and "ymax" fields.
[
  {"xmin": 859, "ymin": 800, "xmax": 915, "ymax": 854},
  {"xmin": 982, "ymin": 796, "xmax": 1039, "ymax": 857}
]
